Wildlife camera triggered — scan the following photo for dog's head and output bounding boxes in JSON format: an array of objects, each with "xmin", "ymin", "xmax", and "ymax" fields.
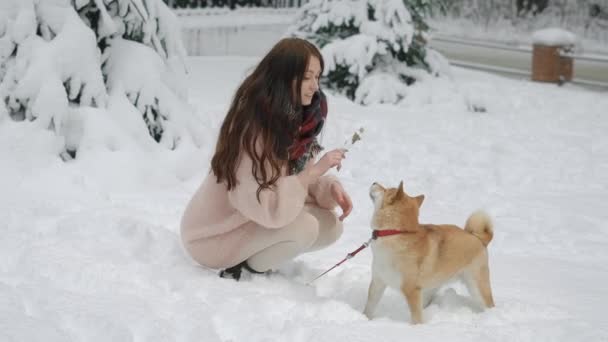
[{"xmin": 369, "ymin": 181, "xmax": 424, "ymax": 231}]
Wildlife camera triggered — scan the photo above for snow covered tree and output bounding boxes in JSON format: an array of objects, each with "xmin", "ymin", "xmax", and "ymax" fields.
[
  {"xmin": 288, "ymin": 0, "xmax": 448, "ymax": 105},
  {"xmin": 0, "ymin": 0, "xmax": 201, "ymax": 159},
  {"xmin": 438, "ymin": 0, "xmax": 607, "ymax": 46},
  {"xmin": 443, "ymin": 0, "xmax": 515, "ymax": 27}
]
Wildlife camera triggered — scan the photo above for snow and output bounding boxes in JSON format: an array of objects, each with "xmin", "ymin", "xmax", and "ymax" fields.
[
  {"xmin": 103, "ymin": 38, "xmax": 202, "ymax": 149},
  {"xmin": 532, "ymin": 28, "xmax": 577, "ymax": 47},
  {"xmin": 354, "ymin": 70, "xmax": 410, "ymax": 105},
  {"xmin": 1, "ymin": 4, "xmax": 608, "ymax": 341},
  {"xmin": 306, "ymin": 0, "xmax": 366, "ymax": 32},
  {"xmin": 322, "ymin": 34, "xmax": 380, "ymax": 80},
  {"xmin": 2, "ymin": 53, "xmax": 608, "ymax": 340},
  {"xmin": 3, "ymin": 3, "xmax": 107, "ymax": 139}
]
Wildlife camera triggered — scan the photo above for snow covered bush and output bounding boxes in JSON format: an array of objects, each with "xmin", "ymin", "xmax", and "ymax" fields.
[
  {"xmin": 0, "ymin": 0, "xmax": 201, "ymax": 158},
  {"xmin": 289, "ymin": 0, "xmax": 448, "ymax": 105}
]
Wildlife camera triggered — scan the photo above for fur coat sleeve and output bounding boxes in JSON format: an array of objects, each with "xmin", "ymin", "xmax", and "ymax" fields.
[
  {"xmin": 227, "ymin": 152, "xmax": 309, "ymax": 228},
  {"xmin": 308, "ymin": 174, "xmax": 340, "ymax": 210}
]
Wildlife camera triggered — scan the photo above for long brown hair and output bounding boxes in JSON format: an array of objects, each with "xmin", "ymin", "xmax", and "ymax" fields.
[{"xmin": 211, "ymin": 38, "xmax": 324, "ymax": 200}]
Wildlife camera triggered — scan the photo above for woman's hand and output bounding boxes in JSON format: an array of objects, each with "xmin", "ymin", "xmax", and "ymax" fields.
[
  {"xmin": 308, "ymin": 148, "xmax": 347, "ymax": 180},
  {"xmin": 330, "ymin": 182, "xmax": 353, "ymax": 221}
]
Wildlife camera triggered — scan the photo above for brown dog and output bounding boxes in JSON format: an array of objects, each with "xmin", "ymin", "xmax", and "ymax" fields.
[{"xmin": 363, "ymin": 181, "xmax": 495, "ymax": 324}]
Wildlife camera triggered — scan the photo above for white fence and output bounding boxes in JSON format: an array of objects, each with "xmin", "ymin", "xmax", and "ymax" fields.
[
  {"xmin": 182, "ymin": 24, "xmax": 290, "ymax": 56},
  {"xmin": 177, "ymin": 9, "xmax": 296, "ymax": 56},
  {"xmin": 168, "ymin": 0, "xmax": 306, "ymax": 9}
]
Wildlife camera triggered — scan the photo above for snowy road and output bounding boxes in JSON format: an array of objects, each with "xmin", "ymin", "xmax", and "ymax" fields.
[{"xmin": 429, "ymin": 36, "xmax": 608, "ymax": 88}]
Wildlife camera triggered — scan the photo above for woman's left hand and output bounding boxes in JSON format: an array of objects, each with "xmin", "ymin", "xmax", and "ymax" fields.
[{"xmin": 330, "ymin": 182, "xmax": 353, "ymax": 221}]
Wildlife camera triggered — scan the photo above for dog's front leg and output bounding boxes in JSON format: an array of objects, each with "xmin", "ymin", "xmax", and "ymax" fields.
[{"xmin": 363, "ymin": 274, "xmax": 386, "ymax": 319}]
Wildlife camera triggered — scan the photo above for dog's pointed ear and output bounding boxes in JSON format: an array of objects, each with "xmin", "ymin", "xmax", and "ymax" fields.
[
  {"xmin": 397, "ymin": 181, "xmax": 404, "ymax": 194},
  {"xmin": 392, "ymin": 181, "xmax": 405, "ymax": 202},
  {"xmin": 415, "ymin": 195, "xmax": 425, "ymax": 207}
]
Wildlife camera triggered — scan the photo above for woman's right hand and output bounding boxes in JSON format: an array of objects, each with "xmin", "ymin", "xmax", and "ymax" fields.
[{"xmin": 305, "ymin": 148, "xmax": 347, "ymax": 181}]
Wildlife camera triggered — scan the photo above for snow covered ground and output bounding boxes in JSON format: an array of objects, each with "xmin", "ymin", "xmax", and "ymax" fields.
[{"xmin": 1, "ymin": 56, "xmax": 608, "ymax": 341}]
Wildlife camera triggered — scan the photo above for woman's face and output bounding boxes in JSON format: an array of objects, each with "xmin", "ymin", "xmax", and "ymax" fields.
[{"xmin": 300, "ymin": 56, "xmax": 321, "ymax": 106}]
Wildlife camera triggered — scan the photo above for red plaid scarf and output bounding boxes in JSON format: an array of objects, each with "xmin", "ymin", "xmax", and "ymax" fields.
[{"xmin": 288, "ymin": 91, "xmax": 327, "ymax": 174}]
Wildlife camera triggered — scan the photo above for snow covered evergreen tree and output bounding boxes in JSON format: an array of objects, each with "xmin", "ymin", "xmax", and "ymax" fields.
[
  {"xmin": 0, "ymin": 0, "xmax": 200, "ymax": 158},
  {"xmin": 289, "ymin": 0, "xmax": 448, "ymax": 105}
]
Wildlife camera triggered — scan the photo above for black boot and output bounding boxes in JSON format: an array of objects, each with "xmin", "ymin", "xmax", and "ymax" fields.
[
  {"xmin": 218, "ymin": 261, "xmax": 264, "ymax": 281},
  {"xmin": 218, "ymin": 263, "xmax": 243, "ymax": 280}
]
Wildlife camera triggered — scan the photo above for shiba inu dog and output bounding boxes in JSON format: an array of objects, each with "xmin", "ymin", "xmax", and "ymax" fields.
[{"xmin": 363, "ymin": 181, "xmax": 495, "ymax": 324}]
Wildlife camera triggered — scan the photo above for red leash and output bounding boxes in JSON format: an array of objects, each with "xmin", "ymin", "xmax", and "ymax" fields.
[
  {"xmin": 307, "ymin": 238, "xmax": 372, "ymax": 284},
  {"xmin": 307, "ymin": 229, "xmax": 406, "ymax": 284}
]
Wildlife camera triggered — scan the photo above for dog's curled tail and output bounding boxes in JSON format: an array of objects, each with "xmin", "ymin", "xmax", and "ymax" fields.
[{"xmin": 465, "ymin": 210, "xmax": 493, "ymax": 246}]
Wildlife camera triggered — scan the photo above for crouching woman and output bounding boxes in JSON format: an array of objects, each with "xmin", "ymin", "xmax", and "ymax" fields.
[{"xmin": 180, "ymin": 38, "xmax": 352, "ymax": 280}]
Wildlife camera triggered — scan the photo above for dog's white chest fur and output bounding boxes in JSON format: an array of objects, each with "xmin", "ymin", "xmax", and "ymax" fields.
[{"xmin": 370, "ymin": 241, "xmax": 403, "ymax": 289}]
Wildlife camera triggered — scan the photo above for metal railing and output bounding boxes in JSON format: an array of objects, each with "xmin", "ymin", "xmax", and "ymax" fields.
[
  {"xmin": 430, "ymin": 35, "xmax": 608, "ymax": 90},
  {"xmin": 432, "ymin": 35, "xmax": 608, "ymax": 63}
]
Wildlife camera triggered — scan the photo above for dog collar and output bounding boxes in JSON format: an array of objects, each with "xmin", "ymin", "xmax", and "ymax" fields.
[{"xmin": 372, "ymin": 229, "xmax": 408, "ymax": 239}]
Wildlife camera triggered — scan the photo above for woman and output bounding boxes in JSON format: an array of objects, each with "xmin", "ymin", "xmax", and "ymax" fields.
[{"xmin": 180, "ymin": 38, "xmax": 352, "ymax": 280}]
